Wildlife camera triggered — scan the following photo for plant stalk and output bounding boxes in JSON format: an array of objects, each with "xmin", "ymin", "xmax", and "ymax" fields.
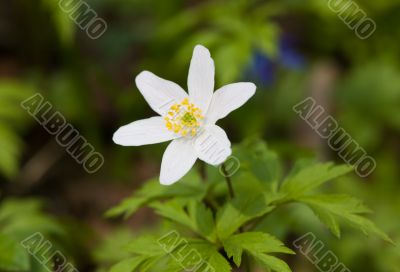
[{"xmin": 222, "ymin": 163, "xmax": 235, "ymax": 199}]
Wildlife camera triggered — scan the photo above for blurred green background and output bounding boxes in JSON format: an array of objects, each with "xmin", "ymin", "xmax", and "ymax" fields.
[{"xmin": 0, "ymin": 0, "xmax": 399, "ymax": 271}]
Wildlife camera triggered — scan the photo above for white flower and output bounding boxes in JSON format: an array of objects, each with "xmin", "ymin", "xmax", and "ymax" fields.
[{"xmin": 113, "ymin": 45, "xmax": 256, "ymax": 185}]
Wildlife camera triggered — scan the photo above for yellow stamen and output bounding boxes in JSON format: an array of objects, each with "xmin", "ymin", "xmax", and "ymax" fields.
[{"xmin": 164, "ymin": 98, "xmax": 204, "ymax": 137}]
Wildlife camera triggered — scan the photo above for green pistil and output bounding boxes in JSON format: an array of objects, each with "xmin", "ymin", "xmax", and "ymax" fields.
[{"xmin": 181, "ymin": 112, "xmax": 196, "ymax": 125}]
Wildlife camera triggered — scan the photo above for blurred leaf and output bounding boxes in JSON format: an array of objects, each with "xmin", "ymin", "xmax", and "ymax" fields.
[
  {"xmin": 93, "ymin": 229, "xmax": 136, "ymax": 268},
  {"xmin": 280, "ymin": 163, "xmax": 353, "ymax": 200},
  {"xmin": 0, "ymin": 199, "xmax": 65, "ymax": 238},
  {"xmin": 254, "ymin": 23, "xmax": 279, "ymax": 56},
  {"xmin": 106, "ymin": 172, "xmax": 206, "ymax": 218},
  {"xmin": 189, "ymin": 239, "xmax": 231, "ymax": 272},
  {"xmin": 337, "ymin": 62, "xmax": 400, "ymax": 149},
  {"xmin": 234, "ymin": 139, "xmax": 282, "ymax": 184},
  {"xmin": 0, "ymin": 81, "xmax": 34, "ymax": 123},
  {"xmin": 298, "ymin": 194, "xmax": 393, "ymax": 243},
  {"xmin": 0, "ymin": 125, "xmax": 22, "ymax": 178},
  {"xmin": 159, "ymin": 0, "xmax": 279, "ymax": 84},
  {"xmin": 0, "ymin": 198, "xmax": 74, "ymax": 272},
  {"xmin": 0, "ymin": 80, "xmax": 35, "ymax": 179},
  {"xmin": 113, "ymin": 235, "xmax": 172, "ymax": 271},
  {"xmin": 254, "ymin": 254, "xmax": 293, "ymax": 272},
  {"xmin": 216, "ymin": 194, "xmax": 275, "ymax": 240},
  {"xmin": 117, "ymin": 234, "xmax": 230, "ymax": 272},
  {"xmin": 109, "ymin": 256, "xmax": 148, "ymax": 272},
  {"xmin": 214, "ymin": 41, "xmax": 251, "ymax": 85},
  {"xmin": 150, "ymin": 200, "xmax": 216, "ymax": 242},
  {"xmin": 0, "ymin": 234, "xmax": 30, "ymax": 271},
  {"xmin": 125, "ymin": 235, "xmax": 166, "ymax": 257},
  {"xmin": 150, "ymin": 200, "xmax": 194, "ymax": 233},
  {"xmin": 41, "ymin": 0, "xmax": 75, "ymax": 45}
]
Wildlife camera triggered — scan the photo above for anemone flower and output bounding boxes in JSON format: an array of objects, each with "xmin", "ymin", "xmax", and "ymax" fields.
[{"xmin": 113, "ymin": 45, "xmax": 256, "ymax": 185}]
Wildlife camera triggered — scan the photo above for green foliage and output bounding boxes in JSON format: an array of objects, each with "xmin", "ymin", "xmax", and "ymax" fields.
[
  {"xmin": 106, "ymin": 139, "xmax": 391, "ymax": 271},
  {"xmin": 0, "ymin": 198, "xmax": 68, "ymax": 272},
  {"xmin": 216, "ymin": 194, "xmax": 274, "ymax": 240},
  {"xmin": 109, "ymin": 234, "xmax": 232, "ymax": 272},
  {"xmin": 274, "ymin": 160, "xmax": 393, "ymax": 243},
  {"xmin": 280, "ymin": 163, "xmax": 353, "ymax": 200},
  {"xmin": 336, "ymin": 62, "xmax": 400, "ymax": 149},
  {"xmin": 40, "ymin": 0, "xmax": 75, "ymax": 46},
  {"xmin": 106, "ymin": 172, "xmax": 207, "ymax": 218},
  {"xmin": 298, "ymin": 194, "xmax": 392, "ymax": 242},
  {"xmin": 188, "ymin": 239, "xmax": 232, "ymax": 272},
  {"xmin": 92, "ymin": 228, "xmax": 137, "ymax": 272},
  {"xmin": 0, "ymin": 80, "xmax": 35, "ymax": 179},
  {"xmin": 151, "ymin": 200, "xmax": 217, "ymax": 243},
  {"xmin": 156, "ymin": 0, "xmax": 279, "ymax": 84},
  {"xmin": 223, "ymin": 232, "xmax": 294, "ymax": 270},
  {"xmin": 109, "ymin": 256, "xmax": 147, "ymax": 272},
  {"xmin": 0, "ymin": 125, "xmax": 23, "ymax": 180},
  {"xmin": 233, "ymin": 139, "xmax": 282, "ymax": 184},
  {"xmin": 0, "ymin": 233, "xmax": 30, "ymax": 272}
]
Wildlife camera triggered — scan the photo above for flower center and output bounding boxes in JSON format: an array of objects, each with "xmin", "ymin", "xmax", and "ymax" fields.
[{"xmin": 164, "ymin": 98, "xmax": 204, "ymax": 137}]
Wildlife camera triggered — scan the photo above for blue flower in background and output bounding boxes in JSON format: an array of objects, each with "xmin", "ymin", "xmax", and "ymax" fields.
[
  {"xmin": 247, "ymin": 51, "xmax": 276, "ymax": 86},
  {"xmin": 280, "ymin": 35, "xmax": 305, "ymax": 69},
  {"xmin": 246, "ymin": 35, "xmax": 305, "ymax": 87}
]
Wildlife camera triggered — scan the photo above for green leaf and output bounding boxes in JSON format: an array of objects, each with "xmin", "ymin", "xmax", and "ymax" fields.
[
  {"xmin": 0, "ymin": 80, "xmax": 35, "ymax": 178},
  {"xmin": 106, "ymin": 172, "xmax": 206, "ymax": 218},
  {"xmin": 40, "ymin": 0, "xmax": 75, "ymax": 45},
  {"xmin": 150, "ymin": 200, "xmax": 194, "ymax": 232},
  {"xmin": 223, "ymin": 232, "xmax": 294, "ymax": 267},
  {"xmin": 254, "ymin": 254, "xmax": 292, "ymax": 272},
  {"xmin": 29, "ymin": 257, "xmax": 53, "ymax": 272},
  {"xmin": 92, "ymin": 229, "xmax": 136, "ymax": 266},
  {"xmin": 0, "ymin": 81, "xmax": 33, "ymax": 123},
  {"xmin": 125, "ymin": 235, "xmax": 166, "ymax": 257},
  {"xmin": 0, "ymin": 198, "xmax": 65, "ymax": 238},
  {"xmin": 120, "ymin": 234, "xmax": 185, "ymax": 271},
  {"xmin": 139, "ymin": 257, "xmax": 164, "ymax": 272},
  {"xmin": 254, "ymin": 23, "xmax": 279, "ymax": 57},
  {"xmin": 298, "ymin": 194, "xmax": 393, "ymax": 243},
  {"xmin": 214, "ymin": 41, "xmax": 251, "ymax": 85},
  {"xmin": 150, "ymin": 200, "xmax": 216, "ymax": 242},
  {"xmin": 0, "ymin": 198, "xmax": 75, "ymax": 272},
  {"xmin": 280, "ymin": 163, "xmax": 352, "ymax": 200},
  {"xmin": 158, "ymin": 258, "xmax": 185, "ymax": 272},
  {"xmin": 189, "ymin": 239, "xmax": 231, "ymax": 272},
  {"xmin": 109, "ymin": 256, "xmax": 148, "ymax": 272},
  {"xmin": 223, "ymin": 232, "xmax": 293, "ymax": 271},
  {"xmin": 0, "ymin": 125, "xmax": 22, "ymax": 178},
  {"xmin": 234, "ymin": 139, "xmax": 282, "ymax": 184},
  {"xmin": 118, "ymin": 235, "xmax": 231, "ymax": 272},
  {"xmin": 187, "ymin": 201, "xmax": 216, "ymax": 242},
  {"xmin": 216, "ymin": 194, "xmax": 275, "ymax": 240},
  {"xmin": 0, "ymin": 234, "xmax": 30, "ymax": 271},
  {"xmin": 310, "ymin": 204, "xmax": 341, "ymax": 238}
]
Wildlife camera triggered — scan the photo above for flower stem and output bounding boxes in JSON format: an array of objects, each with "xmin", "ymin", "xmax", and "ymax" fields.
[
  {"xmin": 200, "ymin": 161, "xmax": 207, "ymax": 181},
  {"xmin": 221, "ymin": 163, "xmax": 235, "ymax": 199}
]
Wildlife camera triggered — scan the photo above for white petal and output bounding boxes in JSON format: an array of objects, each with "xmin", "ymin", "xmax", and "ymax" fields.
[
  {"xmin": 113, "ymin": 117, "xmax": 177, "ymax": 146},
  {"xmin": 194, "ymin": 125, "xmax": 231, "ymax": 166},
  {"xmin": 160, "ymin": 138, "xmax": 198, "ymax": 185},
  {"xmin": 206, "ymin": 82, "xmax": 256, "ymax": 124},
  {"xmin": 188, "ymin": 45, "xmax": 215, "ymax": 113},
  {"xmin": 136, "ymin": 71, "xmax": 188, "ymax": 116}
]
